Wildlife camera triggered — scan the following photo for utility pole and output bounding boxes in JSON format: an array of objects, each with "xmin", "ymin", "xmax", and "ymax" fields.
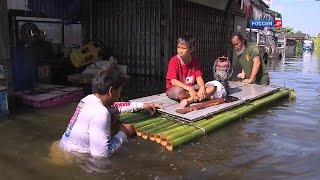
[
  {"xmin": 283, "ymin": 34, "xmax": 286, "ymax": 64},
  {"xmin": 0, "ymin": 0, "xmax": 14, "ymax": 114}
]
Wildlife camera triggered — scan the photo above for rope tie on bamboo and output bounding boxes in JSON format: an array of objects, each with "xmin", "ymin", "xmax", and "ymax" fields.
[
  {"xmin": 188, "ymin": 123, "xmax": 207, "ymax": 135},
  {"xmin": 161, "ymin": 114, "xmax": 206, "ymax": 134},
  {"xmin": 172, "ymin": 116, "xmax": 207, "ymax": 135}
]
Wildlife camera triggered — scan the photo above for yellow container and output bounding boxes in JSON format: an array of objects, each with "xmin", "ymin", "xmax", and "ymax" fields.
[{"xmin": 70, "ymin": 41, "xmax": 103, "ymax": 68}]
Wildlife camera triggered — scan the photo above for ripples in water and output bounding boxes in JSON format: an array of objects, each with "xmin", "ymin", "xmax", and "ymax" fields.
[{"xmin": 1, "ymin": 54, "xmax": 320, "ymax": 179}]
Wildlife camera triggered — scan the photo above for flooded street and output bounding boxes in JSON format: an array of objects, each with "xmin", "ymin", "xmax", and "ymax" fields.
[{"xmin": 1, "ymin": 52, "xmax": 320, "ymax": 180}]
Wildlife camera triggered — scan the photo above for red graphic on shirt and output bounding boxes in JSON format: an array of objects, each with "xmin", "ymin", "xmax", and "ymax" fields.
[
  {"xmin": 112, "ymin": 102, "xmax": 131, "ymax": 108},
  {"xmin": 64, "ymin": 101, "xmax": 84, "ymax": 137}
]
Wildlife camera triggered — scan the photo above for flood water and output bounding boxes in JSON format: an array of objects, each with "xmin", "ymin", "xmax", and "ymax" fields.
[{"xmin": 1, "ymin": 52, "xmax": 320, "ymax": 180}]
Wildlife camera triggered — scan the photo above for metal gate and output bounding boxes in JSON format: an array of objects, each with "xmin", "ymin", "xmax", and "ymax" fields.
[
  {"xmin": 91, "ymin": 0, "xmax": 233, "ymax": 81},
  {"xmin": 92, "ymin": 0, "xmax": 165, "ymax": 78},
  {"xmin": 170, "ymin": 0, "xmax": 233, "ymax": 81}
]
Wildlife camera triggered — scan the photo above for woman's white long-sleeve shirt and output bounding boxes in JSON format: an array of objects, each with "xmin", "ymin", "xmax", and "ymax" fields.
[{"xmin": 59, "ymin": 94, "xmax": 143, "ymax": 157}]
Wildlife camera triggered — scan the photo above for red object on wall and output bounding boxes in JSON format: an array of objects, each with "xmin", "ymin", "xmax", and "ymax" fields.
[{"xmin": 274, "ymin": 19, "xmax": 282, "ymax": 28}]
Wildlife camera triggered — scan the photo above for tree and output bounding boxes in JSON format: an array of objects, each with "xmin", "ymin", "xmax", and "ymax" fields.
[
  {"xmin": 274, "ymin": 26, "xmax": 295, "ymax": 34},
  {"xmin": 313, "ymin": 33, "xmax": 320, "ymax": 53},
  {"xmin": 295, "ymin": 39, "xmax": 302, "ymax": 56}
]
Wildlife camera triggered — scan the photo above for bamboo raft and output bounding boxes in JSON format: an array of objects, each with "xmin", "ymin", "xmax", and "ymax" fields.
[{"xmin": 120, "ymin": 82, "xmax": 294, "ymax": 151}]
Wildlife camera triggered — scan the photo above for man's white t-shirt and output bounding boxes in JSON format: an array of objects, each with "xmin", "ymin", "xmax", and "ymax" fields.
[{"xmin": 59, "ymin": 94, "xmax": 144, "ymax": 158}]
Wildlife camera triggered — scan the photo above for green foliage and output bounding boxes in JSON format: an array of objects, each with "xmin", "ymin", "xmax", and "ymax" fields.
[
  {"xmin": 274, "ymin": 26, "xmax": 295, "ymax": 34},
  {"xmin": 314, "ymin": 33, "xmax": 320, "ymax": 53},
  {"xmin": 295, "ymin": 40, "xmax": 302, "ymax": 56}
]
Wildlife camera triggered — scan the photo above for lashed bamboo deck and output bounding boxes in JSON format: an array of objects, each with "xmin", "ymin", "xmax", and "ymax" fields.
[
  {"xmin": 121, "ymin": 82, "xmax": 293, "ymax": 151},
  {"xmin": 130, "ymin": 81, "xmax": 280, "ymax": 122}
]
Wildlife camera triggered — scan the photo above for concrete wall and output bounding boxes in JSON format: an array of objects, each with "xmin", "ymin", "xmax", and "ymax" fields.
[{"xmin": 7, "ymin": 0, "xmax": 29, "ymax": 10}]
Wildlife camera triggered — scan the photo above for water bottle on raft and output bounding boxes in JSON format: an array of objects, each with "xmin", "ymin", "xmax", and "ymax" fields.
[{"xmin": 213, "ymin": 56, "xmax": 233, "ymax": 95}]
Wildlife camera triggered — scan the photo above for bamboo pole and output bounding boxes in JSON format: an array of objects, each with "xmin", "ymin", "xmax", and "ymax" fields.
[
  {"xmin": 154, "ymin": 103, "xmax": 243, "ymax": 143},
  {"xmin": 141, "ymin": 121, "xmax": 176, "ymax": 139},
  {"xmin": 136, "ymin": 119, "xmax": 170, "ymax": 131},
  {"xmin": 166, "ymin": 106, "xmax": 250, "ymax": 150},
  {"xmin": 135, "ymin": 119, "xmax": 171, "ymax": 136},
  {"xmin": 120, "ymin": 112, "xmax": 144, "ymax": 120},
  {"xmin": 122, "ymin": 114, "xmax": 156, "ymax": 124},
  {"xmin": 154, "ymin": 117, "xmax": 219, "ymax": 144},
  {"xmin": 165, "ymin": 89, "xmax": 292, "ymax": 151},
  {"xmin": 149, "ymin": 123, "xmax": 182, "ymax": 141},
  {"xmin": 131, "ymin": 117, "xmax": 163, "ymax": 129},
  {"xmin": 158, "ymin": 125, "xmax": 190, "ymax": 145},
  {"xmin": 160, "ymin": 126, "xmax": 198, "ymax": 146},
  {"xmin": 159, "ymin": 108, "xmax": 237, "ymax": 145}
]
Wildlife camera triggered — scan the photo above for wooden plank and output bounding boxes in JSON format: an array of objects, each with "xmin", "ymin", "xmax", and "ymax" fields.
[
  {"xmin": 132, "ymin": 93, "xmax": 178, "ymax": 108},
  {"xmin": 228, "ymin": 81, "xmax": 279, "ymax": 101},
  {"xmin": 129, "ymin": 81, "xmax": 281, "ymax": 122}
]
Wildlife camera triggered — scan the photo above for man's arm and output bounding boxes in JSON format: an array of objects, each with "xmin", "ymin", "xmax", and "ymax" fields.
[
  {"xmin": 243, "ymin": 55, "xmax": 260, "ymax": 83},
  {"xmin": 109, "ymin": 102, "xmax": 144, "ymax": 114},
  {"xmin": 196, "ymin": 76, "xmax": 205, "ymax": 88},
  {"xmin": 237, "ymin": 69, "xmax": 245, "ymax": 79},
  {"xmin": 88, "ymin": 111, "xmax": 127, "ymax": 158},
  {"xmin": 109, "ymin": 102, "xmax": 161, "ymax": 115},
  {"xmin": 195, "ymin": 76, "xmax": 206, "ymax": 100}
]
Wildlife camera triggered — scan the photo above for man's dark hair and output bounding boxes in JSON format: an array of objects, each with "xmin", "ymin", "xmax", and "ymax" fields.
[
  {"xmin": 177, "ymin": 33, "xmax": 195, "ymax": 48},
  {"xmin": 91, "ymin": 63, "xmax": 129, "ymax": 95},
  {"xmin": 231, "ymin": 32, "xmax": 247, "ymax": 44}
]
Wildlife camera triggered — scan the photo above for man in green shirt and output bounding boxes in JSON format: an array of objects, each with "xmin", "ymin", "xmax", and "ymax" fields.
[{"xmin": 231, "ymin": 33, "xmax": 270, "ymax": 85}]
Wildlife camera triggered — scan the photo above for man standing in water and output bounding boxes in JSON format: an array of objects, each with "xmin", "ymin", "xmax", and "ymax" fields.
[
  {"xmin": 231, "ymin": 33, "xmax": 270, "ymax": 85},
  {"xmin": 57, "ymin": 64, "xmax": 162, "ymax": 158}
]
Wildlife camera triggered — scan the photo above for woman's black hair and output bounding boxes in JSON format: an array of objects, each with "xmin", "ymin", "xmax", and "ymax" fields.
[{"xmin": 91, "ymin": 63, "xmax": 129, "ymax": 95}]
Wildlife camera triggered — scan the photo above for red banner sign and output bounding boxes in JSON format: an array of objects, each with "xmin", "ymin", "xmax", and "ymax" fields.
[{"xmin": 274, "ymin": 19, "xmax": 282, "ymax": 28}]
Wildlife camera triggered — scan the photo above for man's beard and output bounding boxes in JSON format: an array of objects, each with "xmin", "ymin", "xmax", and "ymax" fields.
[{"xmin": 235, "ymin": 46, "xmax": 245, "ymax": 56}]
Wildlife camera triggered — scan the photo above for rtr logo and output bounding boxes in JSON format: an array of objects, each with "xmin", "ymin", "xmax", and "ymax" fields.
[{"xmin": 274, "ymin": 19, "xmax": 282, "ymax": 28}]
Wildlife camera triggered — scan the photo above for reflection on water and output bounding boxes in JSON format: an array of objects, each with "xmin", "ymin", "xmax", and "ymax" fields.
[{"xmin": 1, "ymin": 54, "xmax": 320, "ymax": 179}]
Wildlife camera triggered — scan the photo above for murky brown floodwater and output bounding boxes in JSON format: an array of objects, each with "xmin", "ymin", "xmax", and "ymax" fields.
[{"xmin": 1, "ymin": 51, "xmax": 320, "ymax": 180}]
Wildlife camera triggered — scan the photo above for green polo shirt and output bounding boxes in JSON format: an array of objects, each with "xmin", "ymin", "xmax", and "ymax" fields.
[{"xmin": 238, "ymin": 42, "xmax": 270, "ymax": 85}]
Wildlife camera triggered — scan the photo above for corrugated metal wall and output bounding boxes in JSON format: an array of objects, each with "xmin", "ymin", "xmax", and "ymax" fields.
[
  {"xmin": 28, "ymin": 0, "xmax": 80, "ymax": 21},
  {"xmin": 91, "ymin": 0, "xmax": 234, "ymax": 81},
  {"xmin": 92, "ymin": 0, "xmax": 164, "ymax": 78},
  {"xmin": 170, "ymin": 0, "xmax": 233, "ymax": 81},
  {"xmin": 26, "ymin": 0, "xmax": 233, "ymax": 81}
]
